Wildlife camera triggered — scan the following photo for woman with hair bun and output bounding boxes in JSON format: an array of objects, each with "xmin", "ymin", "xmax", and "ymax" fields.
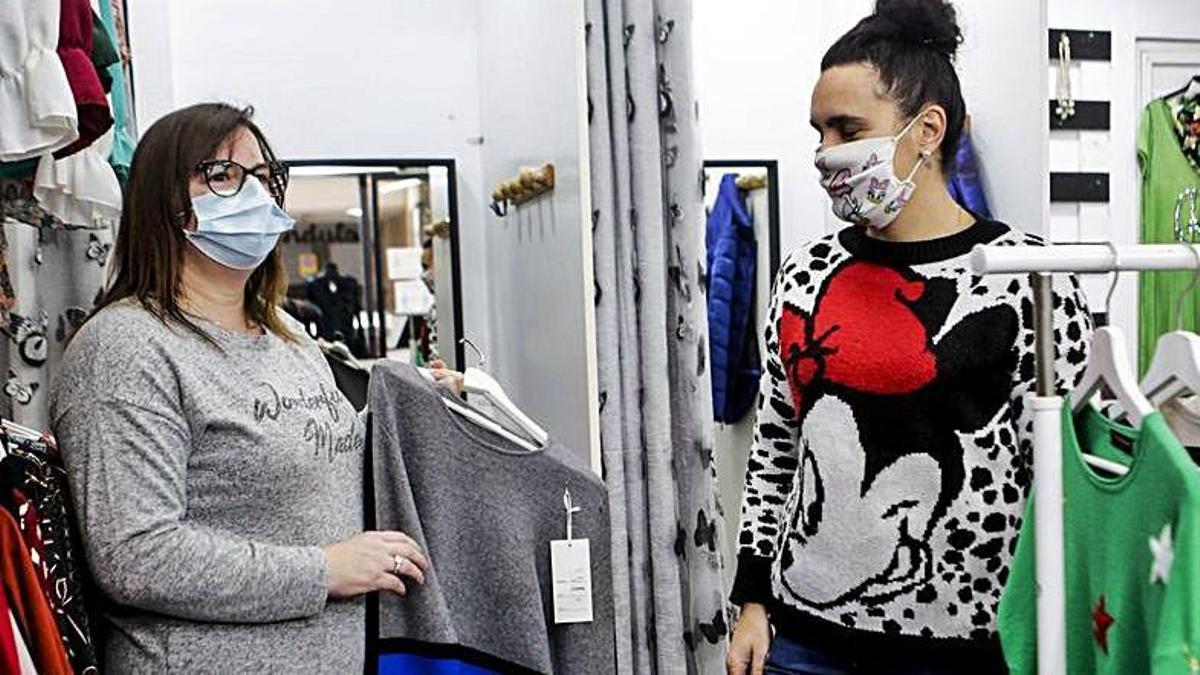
[{"xmin": 726, "ymin": 1, "xmax": 1093, "ymax": 673}]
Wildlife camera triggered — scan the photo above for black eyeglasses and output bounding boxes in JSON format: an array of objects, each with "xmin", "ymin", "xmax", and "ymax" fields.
[{"xmin": 195, "ymin": 159, "xmax": 289, "ymax": 205}]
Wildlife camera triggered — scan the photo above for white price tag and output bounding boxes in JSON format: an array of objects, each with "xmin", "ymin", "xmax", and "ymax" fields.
[{"xmin": 550, "ymin": 538, "xmax": 593, "ymax": 624}]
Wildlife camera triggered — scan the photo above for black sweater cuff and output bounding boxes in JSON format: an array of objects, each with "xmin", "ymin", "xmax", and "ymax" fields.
[{"xmin": 729, "ymin": 553, "xmax": 773, "ymax": 607}]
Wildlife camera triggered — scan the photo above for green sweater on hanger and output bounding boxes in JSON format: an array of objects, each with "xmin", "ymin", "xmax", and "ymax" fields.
[
  {"xmin": 998, "ymin": 402, "xmax": 1200, "ymax": 674},
  {"xmin": 1139, "ymin": 98, "xmax": 1200, "ymax": 374}
]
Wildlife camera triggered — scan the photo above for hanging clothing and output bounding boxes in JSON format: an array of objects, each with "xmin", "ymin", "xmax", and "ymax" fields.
[
  {"xmin": 51, "ymin": 301, "xmax": 366, "ymax": 672},
  {"xmin": 0, "ymin": 0, "xmax": 79, "ymax": 161},
  {"xmin": 0, "ymin": 508, "xmax": 71, "ymax": 674},
  {"xmin": 732, "ymin": 220, "xmax": 1093, "ymax": 664},
  {"xmin": 585, "ymin": 0, "xmax": 730, "ymax": 671},
  {"xmin": 1159, "ymin": 395, "xmax": 1200, "ymax": 450},
  {"xmin": 948, "ymin": 131, "xmax": 993, "ymax": 220},
  {"xmin": 95, "ymin": 0, "xmax": 133, "ymax": 185},
  {"xmin": 0, "ymin": 592, "xmax": 19, "ymax": 675},
  {"xmin": 0, "ymin": 177, "xmax": 111, "ymax": 430},
  {"xmin": 89, "ymin": 11, "xmax": 118, "ymax": 94},
  {"xmin": 1138, "ymin": 98, "xmax": 1200, "ymax": 374},
  {"xmin": 0, "ymin": 431, "xmax": 98, "ymax": 674},
  {"xmin": 707, "ymin": 173, "xmax": 759, "ymax": 424},
  {"xmin": 11, "ymin": 610, "xmax": 38, "ymax": 675},
  {"xmin": 52, "ymin": 0, "xmax": 112, "ymax": 160},
  {"xmin": 378, "ymin": 651, "xmax": 503, "ymax": 675},
  {"xmin": 322, "ymin": 343, "xmax": 368, "ymax": 411},
  {"xmin": 369, "ymin": 362, "xmax": 616, "ymax": 674},
  {"xmin": 306, "ymin": 271, "xmax": 367, "ymax": 357},
  {"xmin": 1168, "ymin": 88, "xmax": 1200, "ymax": 172},
  {"xmin": 998, "ymin": 403, "xmax": 1200, "ymax": 674},
  {"xmin": 33, "ymin": 126, "xmax": 122, "ymax": 230}
]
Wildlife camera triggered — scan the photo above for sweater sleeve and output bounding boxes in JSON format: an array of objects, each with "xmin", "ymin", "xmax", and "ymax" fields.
[
  {"xmin": 1010, "ymin": 272, "xmax": 1093, "ymax": 471},
  {"xmin": 1153, "ymin": 498, "xmax": 1200, "ymax": 674},
  {"xmin": 56, "ymin": 396, "xmax": 329, "ymax": 624},
  {"xmin": 730, "ymin": 254, "xmax": 801, "ymax": 606}
]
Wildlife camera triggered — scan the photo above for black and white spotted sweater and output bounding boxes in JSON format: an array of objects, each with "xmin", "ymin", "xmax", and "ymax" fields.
[{"xmin": 731, "ymin": 219, "xmax": 1093, "ymax": 661}]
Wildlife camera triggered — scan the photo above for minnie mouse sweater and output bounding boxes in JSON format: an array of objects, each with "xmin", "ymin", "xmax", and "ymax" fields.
[{"xmin": 731, "ymin": 219, "xmax": 1093, "ymax": 661}]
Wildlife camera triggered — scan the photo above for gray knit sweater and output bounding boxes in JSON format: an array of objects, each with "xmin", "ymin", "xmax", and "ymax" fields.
[
  {"xmin": 371, "ymin": 362, "xmax": 615, "ymax": 674},
  {"xmin": 50, "ymin": 301, "xmax": 365, "ymax": 673}
]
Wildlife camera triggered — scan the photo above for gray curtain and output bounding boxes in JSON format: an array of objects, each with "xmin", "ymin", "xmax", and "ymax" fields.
[{"xmin": 585, "ymin": 1, "xmax": 729, "ymax": 672}]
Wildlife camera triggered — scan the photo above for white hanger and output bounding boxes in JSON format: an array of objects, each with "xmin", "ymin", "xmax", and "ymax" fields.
[
  {"xmin": 461, "ymin": 367, "xmax": 549, "ymax": 446},
  {"xmin": 441, "ymin": 394, "xmax": 541, "ymax": 452},
  {"xmin": 1070, "ymin": 245, "xmax": 1153, "ymax": 476},
  {"xmin": 416, "ymin": 359, "xmax": 544, "ymax": 452},
  {"xmin": 1139, "ymin": 245, "xmax": 1200, "ymax": 407},
  {"xmin": 2, "ymin": 420, "xmax": 42, "ymax": 442},
  {"xmin": 456, "ymin": 338, "xmax": 549, "ymax": 446}
]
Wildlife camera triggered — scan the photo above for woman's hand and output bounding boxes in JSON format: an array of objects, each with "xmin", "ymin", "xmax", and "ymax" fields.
[
  {"xmin": 323, "ymin": 531, "xmax": 430, "ymax": 599},
  {"xmin": 429, "ymin": 359, "xmax": 464, "ymax": 397},
  {"xmin": 727, "ymin": 603, "xmax": 771, "ymax": 675}
]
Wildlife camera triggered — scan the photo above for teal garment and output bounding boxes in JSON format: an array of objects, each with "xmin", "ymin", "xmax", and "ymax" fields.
[
  {"xmin": 95, "ymin": 0, "xmax": 134, "ymax": 184},
  {"xmin": 0, "ymin": 159, "xmax": 38, "ymax": 180}
]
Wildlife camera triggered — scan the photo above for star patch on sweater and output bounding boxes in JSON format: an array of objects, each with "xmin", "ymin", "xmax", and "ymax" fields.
[
  {"xmin": 1150, "ymin": 523, "xmax": 1175, "ymax": 586},
  {"xmin": 1093, "ymin": 594, "xmax": 1115, "ymax": 654}
]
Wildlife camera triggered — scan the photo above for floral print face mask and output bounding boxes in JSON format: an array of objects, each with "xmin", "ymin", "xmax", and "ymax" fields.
[{"xmin": 815, "ymin": 113, "xmax": 931, "ymax": 230}]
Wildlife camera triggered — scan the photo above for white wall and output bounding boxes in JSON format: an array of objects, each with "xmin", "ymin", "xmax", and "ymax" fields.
[
  {"xmin": 1047, "ymin": 0, "xmax": 1200, "ymax": 356},
  {"xmin": 125, "ymin": 0, "xmax": 491, "ymax": 358},
  {"xmin": 695, "ymin": 0, "xmax": 1048, "ymax": 252},
  {"xmin": 475, "ymin": 0, "xmax": 595, "ymax": 456}
]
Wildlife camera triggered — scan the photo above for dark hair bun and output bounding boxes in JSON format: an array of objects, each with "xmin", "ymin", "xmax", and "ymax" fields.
[{"xmin": 872, "ymin": 0, "xmax": 962, "ymax": 60}]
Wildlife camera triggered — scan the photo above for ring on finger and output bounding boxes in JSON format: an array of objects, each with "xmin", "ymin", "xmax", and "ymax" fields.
[{"xmin": 392, "ymin": 554, "xmax": 406, "ymax": 576}]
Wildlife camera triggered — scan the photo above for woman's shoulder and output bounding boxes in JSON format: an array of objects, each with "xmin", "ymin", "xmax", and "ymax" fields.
[
  {"xmin": 980, "ymin": 220, "xmax": 1044, "ymax": 247},
  {"xmin": 777, "ymin": 232, "xmax": 843, "ymax": 275},
  {"xmin": 52, "ymin": 300, "xmax": 185, "ymax": 419},
  {"xmin": 70, "ymin": 299, "xmax": 176, "ymax": 350}
]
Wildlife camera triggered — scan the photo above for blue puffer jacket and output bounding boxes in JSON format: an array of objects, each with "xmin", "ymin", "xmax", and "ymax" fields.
[
  {"xmin": 706, "ymin": 174, "xmax": 759, "ymax": 423},
  {"xmin": 948, "ymin": 130, "xmax": 993, "ymax": 219}
]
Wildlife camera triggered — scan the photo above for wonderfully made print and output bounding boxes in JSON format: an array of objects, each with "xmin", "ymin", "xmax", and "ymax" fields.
[
  {"xmin": 252, "ymin": 380, "xmax": 360, "ymax": 462},
  {"xmin": 253, "ymin": 381, "xmax": 344, "ymax": 424}
]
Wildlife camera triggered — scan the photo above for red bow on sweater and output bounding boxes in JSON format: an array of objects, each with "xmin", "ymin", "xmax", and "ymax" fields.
[{"xmin": 778, "ymin": 261, "xmax": 938, "ymax": 418}]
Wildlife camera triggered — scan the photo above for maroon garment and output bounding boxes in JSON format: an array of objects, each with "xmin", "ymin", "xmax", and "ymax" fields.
[
  {"xmin": 0, "ymin": 587, "xmax": 19, "ymax": 675},
  {"xmin": 53, "ymin": 0, "xmax": 112, "ymax": 159}
]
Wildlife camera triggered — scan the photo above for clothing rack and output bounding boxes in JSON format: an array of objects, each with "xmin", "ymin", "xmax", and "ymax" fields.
[{"xmin": 971, "ymin": 241, "xmax": 1200, "ymax": 675}]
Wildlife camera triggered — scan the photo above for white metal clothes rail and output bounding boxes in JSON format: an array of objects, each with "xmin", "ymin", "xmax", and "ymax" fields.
[{"xmin": 971, "ymin": 242, "xmax": 1200, "ymax": 675}]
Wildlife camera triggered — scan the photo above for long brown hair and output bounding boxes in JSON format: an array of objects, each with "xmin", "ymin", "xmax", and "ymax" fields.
[{"xmin": 91, "ymin": 103, "xmax": 294, "ymax": 342}]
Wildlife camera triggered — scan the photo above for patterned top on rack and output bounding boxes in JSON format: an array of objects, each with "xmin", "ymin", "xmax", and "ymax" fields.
[
  {"xmin": 0, "ymin": 430, "xmax": 98, "ymax": 674},
  {"xmin": 1173, "ymin": 94, "xmax": 1200, "ymax": 172}
]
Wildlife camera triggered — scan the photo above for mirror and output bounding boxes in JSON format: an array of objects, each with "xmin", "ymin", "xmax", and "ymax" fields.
[
  {"xmin": 703, "ymin": 160, "xmax": 781, "ymax": 572},
  {"xmin": 280, "ymin": 161, "xmax": 464, "ymax": 371}
]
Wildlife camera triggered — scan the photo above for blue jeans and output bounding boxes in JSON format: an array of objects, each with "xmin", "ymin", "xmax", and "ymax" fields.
[{"xmin": 764, "ymin": 633, "xmax": 991, "ymax": 675}]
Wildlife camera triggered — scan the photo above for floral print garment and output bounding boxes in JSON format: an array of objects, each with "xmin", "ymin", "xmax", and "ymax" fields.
[{"xmin": 1172, "ymin": 92, "xmax": 1200, "ymax": 172}]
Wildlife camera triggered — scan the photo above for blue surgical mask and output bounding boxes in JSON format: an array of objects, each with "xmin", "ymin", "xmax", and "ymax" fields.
[{"xmin": 186, "ymin": 178, "xmax": 295, "ymax": 270}]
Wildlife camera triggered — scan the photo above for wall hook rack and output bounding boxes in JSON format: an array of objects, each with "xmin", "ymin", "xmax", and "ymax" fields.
[{"xmin": 489, "ymin": 163, "xmax": 555, "ymax": 217}]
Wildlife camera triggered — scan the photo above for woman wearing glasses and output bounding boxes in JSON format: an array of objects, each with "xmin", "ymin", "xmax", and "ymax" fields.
[{"xmin": 49, "ymin": 103, "xmax": 429, "ymax": 672}]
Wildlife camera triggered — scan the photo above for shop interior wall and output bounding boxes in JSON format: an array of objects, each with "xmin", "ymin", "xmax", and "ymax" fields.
[
  {"xmin": 475, "ymin": 1, "xmax": 597, "ymax": 458},
  {"xmin": 694, "ymin": 0, "xmax": 1048, "ymax": 251},
  {"xmin": 124, "ymin": 0, "xmax": 492, "ymax": 372},
  {"xmin": 1047, "ymin": 0, "xmax": 1200, "ymax": 359},
  {"xmin": 693, "ymin": 0, "xmax": 1048, "ymax": 581},
  {"xmin": 124, "ymin": 1, "xmax": 598, "ymax": 460}
]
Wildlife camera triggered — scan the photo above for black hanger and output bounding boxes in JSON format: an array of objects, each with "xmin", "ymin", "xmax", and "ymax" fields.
[{"xmin": 1166, "ymin": 74, "xmax": 1200, "ymax": 101}]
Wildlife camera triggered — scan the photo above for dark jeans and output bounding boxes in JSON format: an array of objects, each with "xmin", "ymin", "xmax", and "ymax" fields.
[{"xmin": 764, "ymin": 633, "xmax": 999, "ymax": 675}]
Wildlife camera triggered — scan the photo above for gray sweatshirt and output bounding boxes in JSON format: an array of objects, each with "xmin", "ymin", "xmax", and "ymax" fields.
[
  {"xmin": 50, "ymin": 300, "xmax": 365, "ymax": 673},
  {"xmin": 370, "ymin": 362, "xmax": 615, "ymax": 674}
]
